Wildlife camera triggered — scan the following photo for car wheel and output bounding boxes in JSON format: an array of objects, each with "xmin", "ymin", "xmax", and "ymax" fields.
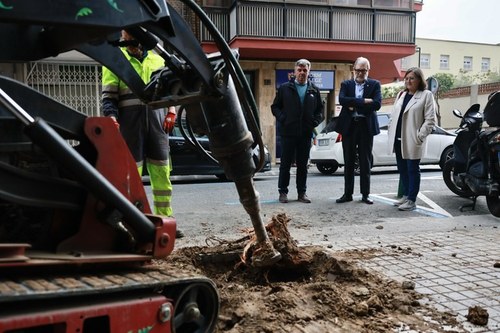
[
  {"xmin": 439, "ymin": 146, "xmax": 454, "ymax": 170},
  {"xmin": 316, "ymin": 161, "xmax": 338, "ymax": 175}
]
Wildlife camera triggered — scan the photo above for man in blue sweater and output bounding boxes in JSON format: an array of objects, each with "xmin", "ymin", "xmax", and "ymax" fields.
[{"xmin": 271, "ymin": 59, "xmax": 324, "ymax": 204}]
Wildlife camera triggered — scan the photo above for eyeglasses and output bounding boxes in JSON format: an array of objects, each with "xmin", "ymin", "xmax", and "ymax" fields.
[{"xmin": 354, "ymin": 69, "xmax": 368, "ymax": 73}]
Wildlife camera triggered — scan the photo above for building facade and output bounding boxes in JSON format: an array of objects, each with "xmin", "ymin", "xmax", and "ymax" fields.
[
  {"xmin": 0, "ymin": 0, "xmax": 424, "ymax": 163},
  {"xmin": 401, "ymin": 38, "xmax": 500, "ymax": 82},
  {"xmin": 382, "ymin": 38, "xmax": 500, "ymax": 130},
  {"xmin": 179, "ymin": 0, "xmax": 423, "ymax": 160}
]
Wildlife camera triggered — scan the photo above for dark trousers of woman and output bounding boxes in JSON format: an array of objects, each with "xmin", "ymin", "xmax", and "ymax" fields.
[
  {"xmin": 341, "ymin": 118, "xmax": 373, "ymax": 197},
  {"xmin": 278, "ymin": 135, "xmax": 311, "ymax": 195},
  {"xmin": 394, "ymin": 139, "xmax": 421, "ymax": 202}
]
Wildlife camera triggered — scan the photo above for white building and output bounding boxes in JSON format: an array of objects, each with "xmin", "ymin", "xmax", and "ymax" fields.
[
  {"xmin": 402, "ymin": 38, "xmax": 500, "ymax": 81},
  {"xmin": 380, "ymin": 38, "xmax": 500, "ymax": 128}
]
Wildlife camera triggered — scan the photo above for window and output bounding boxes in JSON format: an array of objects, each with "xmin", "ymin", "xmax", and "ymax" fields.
[
  {"xmin": 285, "ymin": 0, "xmax": 329, "ymax": 3},
  {"xmin": 356, "ymin": 0, "xmax": 372, "ymax": 5},
  {"xmin": 373, "ymin": 0, "xmax": 411, "ymax": 9},
  {"xmin": 258, "ymin": 0, "xmax": 328, "ymax": 3},
  {"xmin": 463, "ymin": 56, "xmax": 473, "ymax": 71},
  {"xmin": 400, "ymin": 56, "xmax": 410, "ymax": 70},
  {"xmin": 250, "ymin": 0, "xmax": 411, "ymax": 6},
  {"xmin": 420, "ymin": 53, "xmax": 430, "ymax": 69},
  {"xmin": 439, "ymin": 55, "xmax": 449, "ymax": 70},
  {"xmin": 300, "ymin": 0, "xmax": 366, "ymax": 5},
  {"xmin": 331, "ymin": 0, "xmax": 357, "ymax": 4},
  {"xmin": 481, "ymin": 58, "xmax": 490, "ymax": 72}
]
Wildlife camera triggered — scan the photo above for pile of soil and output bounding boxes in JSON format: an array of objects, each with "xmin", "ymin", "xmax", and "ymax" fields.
[{"xmin": 160, "ymin": 213, "xmax": 463, "ymax": 332}]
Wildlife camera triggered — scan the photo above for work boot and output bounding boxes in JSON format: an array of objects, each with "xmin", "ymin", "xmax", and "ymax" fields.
[
  {"xmin": 279, "ymin": 192, "xmax": 288, "ymax": 203},
  {"xmin": 252, "ymin": 240, "xmax": 282, "ymax": 267},
  {"xmin": 298, "ymin": 193, "xmax": 311, "ymax": 203},
  {"xmin": 393, "ymin": 195, "xmax": 408, "ymax": 206}
]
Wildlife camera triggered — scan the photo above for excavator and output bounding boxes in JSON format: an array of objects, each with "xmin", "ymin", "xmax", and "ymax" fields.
[{"xmin": 0, "ymin": 0, "xmax": 281, "ymax": 332}]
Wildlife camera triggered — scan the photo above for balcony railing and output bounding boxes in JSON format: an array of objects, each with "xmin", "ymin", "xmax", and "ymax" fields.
[{"xmin": 200, "ymin": 2, "xmax": 416, "ymax": 44}]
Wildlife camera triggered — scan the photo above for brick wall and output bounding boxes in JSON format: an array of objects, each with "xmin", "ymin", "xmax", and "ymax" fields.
[{"xmin": 477, "ymin": 82, "xmax": 500, "ymax": 96}]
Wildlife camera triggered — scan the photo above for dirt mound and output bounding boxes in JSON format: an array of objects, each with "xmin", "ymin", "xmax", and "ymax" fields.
[{"xmin": 160, "ymin": 213, "xmax": 462, "ymax": 332}]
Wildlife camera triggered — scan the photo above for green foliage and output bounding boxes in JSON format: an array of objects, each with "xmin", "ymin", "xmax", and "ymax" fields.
[
  {"xmin": 430, "ymin": 73, "xmax": 454, "ymax": 93},
  {"xmin": 454, "ymin": 69, "xmax": 484, "ymax": 87},
  {"xmin": 382, "ymin": 85, "xmax": 404, "ymax": 98},
  {"xmin": 483, "ymin": 71, "xmax": 500, "ymax": 83},
  {"xmin": 430, "ymin": 71, "xmax": 500, "ymax": 92},
  {"xmin": 381, "ymin": 70, "xmax": 500, "ymax": 100},
  {"xmin": 454, "ymin": 70, "xmax": 500, "ymax": 87}
]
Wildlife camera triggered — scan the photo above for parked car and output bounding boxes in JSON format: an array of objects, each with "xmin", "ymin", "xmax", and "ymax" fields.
[
  {"xmin": 169, "ymin": 124, "xmax": 272, "ymax": 179},
  {"xmin": 310, "ymin": 113, "xmax": 456, "ymax": 175}
]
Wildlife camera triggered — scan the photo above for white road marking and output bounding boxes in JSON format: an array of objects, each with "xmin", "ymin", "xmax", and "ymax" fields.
[
  {"xmin": 371, "ymin": 193, "xmax": 452, "ymax": 218},
  {"xmin": 421, "ymin": 176, "xmax": 444, "ymax": 180},
  {"xmin": 416, "ymin": 192, "xmax": 453, "ymax": 217}
]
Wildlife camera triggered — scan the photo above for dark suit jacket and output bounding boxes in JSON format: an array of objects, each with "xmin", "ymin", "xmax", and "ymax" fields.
[{"xmin": 334, "ymin": 78, "xmax": 382, "ymax": 137}]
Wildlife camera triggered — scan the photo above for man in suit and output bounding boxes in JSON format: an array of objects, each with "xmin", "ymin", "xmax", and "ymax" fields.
[{"xmin": 334, "ymin": 57, "xmax": 382, "ymax": 204}]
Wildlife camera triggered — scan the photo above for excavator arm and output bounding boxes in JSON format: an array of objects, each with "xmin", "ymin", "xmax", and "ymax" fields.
[
  {"xmin": 0, "ymin": 1, "xmax": 280, "ymax": 332},
  {"xmin": 0, "ymin": 0, "xmax": 280, "ymax": 261}
]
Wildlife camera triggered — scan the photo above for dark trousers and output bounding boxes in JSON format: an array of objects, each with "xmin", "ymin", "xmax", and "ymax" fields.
[
  {"xmin": 341, "ymin": 118, "xmax": 373, "ymax": 197},
  {"xmin": 394, "ymin": 140, "xmax": 421, "ymax": 202},
  {"xmin": 278, "ymin": 135, "xmax": 311, "ymax": 195}
]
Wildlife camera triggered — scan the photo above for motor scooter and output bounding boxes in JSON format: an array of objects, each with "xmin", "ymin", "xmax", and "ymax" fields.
[{"xmin": 443, "ymin": 91, "xmax": 500, "ymax": 216}]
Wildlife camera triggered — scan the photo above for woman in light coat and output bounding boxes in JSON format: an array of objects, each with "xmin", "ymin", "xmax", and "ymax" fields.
[{"xmin": 387, "ymin": 67, "xmax": 436, "ymax": 211}]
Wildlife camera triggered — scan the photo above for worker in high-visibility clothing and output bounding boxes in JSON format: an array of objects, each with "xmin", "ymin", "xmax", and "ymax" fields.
[{"xmin": 101, "ymin": 30, "xmax": 183, "ymax": 238}]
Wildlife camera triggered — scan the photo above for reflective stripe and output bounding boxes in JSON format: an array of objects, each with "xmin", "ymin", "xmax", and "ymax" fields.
[
  {"xmin": 118, "ymin": 98, "xmax": 144, "ymax": 108},
  {"xmin": 154, "ymin": 203, "xmax": 172, "ymax": 216},
  {"xmin": 154, "ymin": 201, "xmax": 172, "ymax": 208},
  {"xmin": 119, "ymin": 87, "xmax": 134, "ymax": 95},
  {"xmin": 102, "ymin": 91, "xmax": 118, "ymax": 100},
  {"xmin": 153, "ymin": 189, "xmax": 172, "ymax": 196},
  {"xmin": 147, "ymin": 158, "xmax": 169, "ymax": 166},
  {"xmin": 102, "ymin": 84, "xmax": 119, "ymax": 93},
  {"xmin": 148, "ymin": 162, "xmax": 173, "ymax": 216},
  {"xmin": 102, "ymin": 84, "xmax": 119, "ymax": 100}
]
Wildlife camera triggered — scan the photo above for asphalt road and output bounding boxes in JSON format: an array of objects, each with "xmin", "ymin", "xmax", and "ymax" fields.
[{"xmin": 146, "ymin": 164, "xmax": 499, "ymax": 247}]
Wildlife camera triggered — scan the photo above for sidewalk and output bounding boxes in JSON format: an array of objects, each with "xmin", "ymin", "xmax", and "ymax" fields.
[
  {"xmin": 173, "ymin": 167, "xmax": 500, "ymax": 331},
  {"xmin": 305, "ymin": 215, "xmax": 500, "ymax": 333}
]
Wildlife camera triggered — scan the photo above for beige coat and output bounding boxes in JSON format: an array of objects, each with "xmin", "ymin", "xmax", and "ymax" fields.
[{"xmin": 387, "ymin": 90, "xmax": 436, "ymax": 160}]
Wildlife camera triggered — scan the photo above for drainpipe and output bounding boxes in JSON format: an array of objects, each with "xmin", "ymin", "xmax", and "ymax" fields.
[{"xmin": 415, "ymin": 46, "xmax": 421, "ymax": 67}]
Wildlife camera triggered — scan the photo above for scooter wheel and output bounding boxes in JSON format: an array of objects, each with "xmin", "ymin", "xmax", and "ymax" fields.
[
  {"xmin": 443, "ymin": 159, "xmax": 474, "ymax": 198},
  {"xmin": 486, "ymin": 194, "xmax": 500, "ymax": 217}
]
